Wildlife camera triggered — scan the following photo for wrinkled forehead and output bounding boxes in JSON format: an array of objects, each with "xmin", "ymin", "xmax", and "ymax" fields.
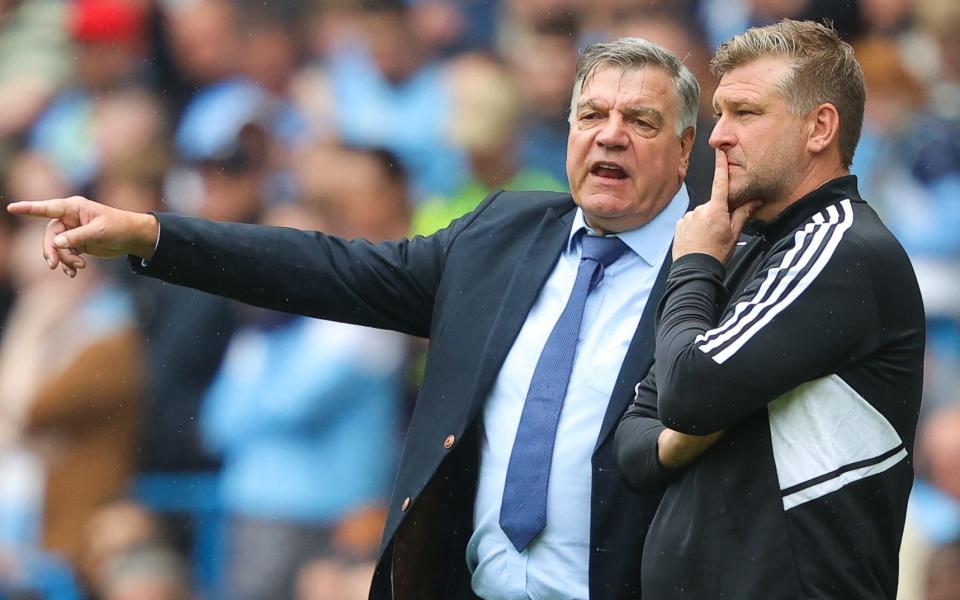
[
  {"xmin": 577, "ymin": 63, "xmax": 677, "ymax": 111},
  {"xmin": 580, "ymin": 62, "xmax": 674, "ymax": 93}
]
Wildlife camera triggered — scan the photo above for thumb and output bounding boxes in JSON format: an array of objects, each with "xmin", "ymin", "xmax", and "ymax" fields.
[
  {"xmin": 54, "ymin": 220, "xmax": 103, "ymax": 251},
  {"xmin": 729, "ymin": 200, "xmax": 761, "ymax": 237}
]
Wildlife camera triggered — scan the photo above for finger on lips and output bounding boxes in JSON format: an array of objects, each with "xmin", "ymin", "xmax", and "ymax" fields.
[{"xmin": 710, "ymin": 150, "xmax": 729, "ymax": 204}]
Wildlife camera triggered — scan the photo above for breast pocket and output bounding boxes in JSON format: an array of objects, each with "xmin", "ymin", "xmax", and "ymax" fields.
[{"xmin": 584, "ymin": 335, "xmax": 631, "ymax": 396}]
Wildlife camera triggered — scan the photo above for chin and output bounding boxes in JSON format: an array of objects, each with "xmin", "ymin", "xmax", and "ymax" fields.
[{"xmin": 579, "ymin": 192, "xmax": 632, "ymax": 215}]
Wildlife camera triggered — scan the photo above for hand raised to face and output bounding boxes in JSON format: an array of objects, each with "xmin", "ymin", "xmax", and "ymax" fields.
[{"xmin": 672, "ymin": 150, "xmax": 761, "ymax": 263}]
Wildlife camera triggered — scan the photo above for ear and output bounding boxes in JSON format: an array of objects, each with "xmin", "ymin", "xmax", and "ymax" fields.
[
  {"xmin": 678, "ymin": 126, "xmax": 696, "ymax": 180},
  {"xmin": 806, "ymin": 103, "xmax": 840, "ymax": 156}
]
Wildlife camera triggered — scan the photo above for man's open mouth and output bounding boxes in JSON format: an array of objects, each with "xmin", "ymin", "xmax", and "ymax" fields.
[{"xmin": 591, "ymin": 162, "xmax": 628, "ymax": 180}]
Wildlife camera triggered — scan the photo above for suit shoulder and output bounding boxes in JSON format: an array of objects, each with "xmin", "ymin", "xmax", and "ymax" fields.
[
  {"xmin": 483, "ymin": 190, "xmax": 576, "ymax": 215},
  {"xmin": 443, "ymin": 190, "xmax": 575, "ymax": 246}
]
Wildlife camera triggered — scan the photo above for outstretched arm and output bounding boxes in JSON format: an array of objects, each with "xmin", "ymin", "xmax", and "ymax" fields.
[
  {"xmin": 8, "ymin": 191, "xmax": 503, "ymax": 337},
  {"xmin": 6, "ymin": 196, "xmax": 159, "ymax": 277}
]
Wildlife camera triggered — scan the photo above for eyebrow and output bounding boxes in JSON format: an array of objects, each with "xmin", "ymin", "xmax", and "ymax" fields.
[
  {"xmin": 712, "ymin": 97, "xmax": 761, "ymax": 113},
  {"xmin": 622, "ymin": 106, "xmax": 663, "ymax": 124},
  {"xmin": 576, "ymin": 100, "xmax": 664, "ymax": 123},
  {"xmin": 576, "ymin": 99, "xmax": 607, "ymax": 114}
]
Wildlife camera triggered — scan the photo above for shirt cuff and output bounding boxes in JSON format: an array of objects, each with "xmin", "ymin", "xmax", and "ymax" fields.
[{"xmin": 139, "ymin": 220, "xmax": 161, "ymax": 267}]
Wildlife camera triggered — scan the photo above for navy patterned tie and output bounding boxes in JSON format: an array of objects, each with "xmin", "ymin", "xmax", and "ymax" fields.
[{"xmin": 499, "ymin": 233, "xmax": 629, "ymax": 552}]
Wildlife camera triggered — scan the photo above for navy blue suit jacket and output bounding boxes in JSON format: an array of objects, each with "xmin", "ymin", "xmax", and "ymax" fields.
[{"xmin": 134, "ymin": 190, "xmax": 672, "ymax": 599}]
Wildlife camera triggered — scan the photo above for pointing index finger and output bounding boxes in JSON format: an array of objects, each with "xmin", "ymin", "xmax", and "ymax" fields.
[{"xmin": 6, "ymin": 199, "xmax": 67, "ymax": 219}]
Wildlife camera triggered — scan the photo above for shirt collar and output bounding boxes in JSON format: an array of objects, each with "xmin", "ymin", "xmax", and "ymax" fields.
[{"xmin": 567, "ymin": 184, "xmax": 689, "ymax": 266}]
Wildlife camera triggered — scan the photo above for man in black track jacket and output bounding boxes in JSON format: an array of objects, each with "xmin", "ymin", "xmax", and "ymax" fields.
[{"xmin": 615, "ymin": 20, "xmax": 925, "ymax": 599}]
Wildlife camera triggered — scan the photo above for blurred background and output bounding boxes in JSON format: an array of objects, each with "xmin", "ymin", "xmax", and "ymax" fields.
[{"xmin": 0, "ymin": 0, "xmax": 957, "ymax": 598}]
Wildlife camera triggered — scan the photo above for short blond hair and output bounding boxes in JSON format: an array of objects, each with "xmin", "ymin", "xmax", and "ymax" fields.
[{"xmin": 710, "ymin": 20, "xmax": 865, "ymax": 168}]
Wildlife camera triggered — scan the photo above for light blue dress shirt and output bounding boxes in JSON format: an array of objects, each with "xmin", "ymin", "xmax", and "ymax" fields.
[{"xmin": 467, "ymin": 186, "xmax": 688, "ymax": 600}]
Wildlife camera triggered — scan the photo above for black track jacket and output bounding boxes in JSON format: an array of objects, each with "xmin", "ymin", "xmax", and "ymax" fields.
[{"xmin": 615, "ymin": 176, "xmax": 925, "ymax": 599}]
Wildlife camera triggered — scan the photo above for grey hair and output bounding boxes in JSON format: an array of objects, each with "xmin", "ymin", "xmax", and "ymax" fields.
[{"xmin": 568, "ymin": 37, "xmax": 700, "ymax": 136}]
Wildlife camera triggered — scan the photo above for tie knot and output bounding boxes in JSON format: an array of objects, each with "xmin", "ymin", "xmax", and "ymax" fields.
[{"xmin": 580, "ymin": 234, "xmax": 628, "ymax": 268}]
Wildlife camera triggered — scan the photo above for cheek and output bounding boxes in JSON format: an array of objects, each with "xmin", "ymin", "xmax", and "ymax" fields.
[
  {"xmin": 566, "ymin": 134, "xmax": 591, "ymax": 179},
  {"xmin": 632, "ymin": 144, "xmax": 681, "ymax": 183}
]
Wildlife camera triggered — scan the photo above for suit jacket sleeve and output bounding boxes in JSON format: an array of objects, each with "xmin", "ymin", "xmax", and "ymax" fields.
[{"xmin": 132, "ymin": 194, "xmax": 502, "ymax": 338}]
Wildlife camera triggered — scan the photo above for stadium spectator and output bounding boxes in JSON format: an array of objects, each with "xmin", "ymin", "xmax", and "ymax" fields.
[
  {"xmin": 102, "ymin": 544, "xmax": 192, "ymax": 600},
  {"xmin": 412, "ymin": 54, "xmax": 566, "ymax": 236},
  {"xmin": 29, "ymin": 0, "xmax": 148, "ymax": 188},
  {"xmin": 201, "ymin": 150, "xmax": 410, "ymax": 599},
  {"xmin": 501, "ymin": 13, "xmax": 580, "ymax": 184},
  {"xmin": 0, "ymin": 0, "xmax": 70, "ymax": 144},
  {"xmin": 292, "ymin": 0, "xmax": 468, "ymax": 200},
  {"xmin": 80, "ymin": 500, "xmax": 162, "ymax": 599},
  {"xmin": 853, "ymin": 36, "xmax": 960, "ymax": 412},
  {"xmin": 900, "ymin": 405, "xmax": 960, "ymax": 600},
  {"xmin": 696, "ymin": 0, "xmax": 863, "ymax": 50},
  {"xmin": 0, "ymin": 223, "xmax": 142, "ymax": 569},
  {"xmin": 925, "ymin": 540, "xmax": 960, "ymax": 600}
]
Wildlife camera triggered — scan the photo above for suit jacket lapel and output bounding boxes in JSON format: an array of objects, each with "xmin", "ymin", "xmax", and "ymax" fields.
[
  {"xmin": 594, "ymin": 244, "xmax": 673, "ymax": 453},
  {"xmin": 466, "ymin": 205, "xmax": 576, "ymax": 422}
]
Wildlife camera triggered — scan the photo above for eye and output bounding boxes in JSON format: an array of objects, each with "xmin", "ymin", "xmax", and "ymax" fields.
[{"xmin": 581, "ymin": 112, "xmax": 601, "ymax": 121}]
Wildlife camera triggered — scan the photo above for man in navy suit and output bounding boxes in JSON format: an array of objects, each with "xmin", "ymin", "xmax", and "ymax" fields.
[{"xmin": 9, "ymin": 38, "xmax": 753, "ymax": 599}]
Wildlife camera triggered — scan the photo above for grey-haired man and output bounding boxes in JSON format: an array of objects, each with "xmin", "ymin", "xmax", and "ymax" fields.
[{"xmin": 10, "ymin": 38, "xmax": 708, "ymax": 599}]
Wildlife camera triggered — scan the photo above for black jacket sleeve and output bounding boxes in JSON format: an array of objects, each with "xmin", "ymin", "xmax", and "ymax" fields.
[
  {"xmin": 615, "ymin": 367, "xmax": 682, "ymax": 492},
  {"xmin": 132, "ymin": 194, "xmax": 503, "ymax": 338},
  {"xmin": 654, "ymin": 232, "xmax": 879, "ymax": 435}
]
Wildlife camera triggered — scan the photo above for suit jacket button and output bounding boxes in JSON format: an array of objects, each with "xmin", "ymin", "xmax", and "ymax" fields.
[
  {"xmin": 443, "ymin": 434, "xmax": 455, "ymax": 449},
  {"xmin": 401, "ymin": 497, "xmax": 411, "ymax": 512}
]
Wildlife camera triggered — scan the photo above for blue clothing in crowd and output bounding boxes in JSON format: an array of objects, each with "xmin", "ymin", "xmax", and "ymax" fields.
[
  {"xmin": 201, "ymin": 315, "xmax": 406, "ymax": 524},
  {"xmin": 327, "ymin": 47, "xmax": 468, "ymax": 200}
]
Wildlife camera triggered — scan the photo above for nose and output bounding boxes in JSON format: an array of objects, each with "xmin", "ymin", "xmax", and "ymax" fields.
[
  {"xmin": 708, "ymin": 116, "xmax": 736, "ymax": 150},
  {"xmin": 596, "ymin": 114, "xmax": 629, "ymax": 150}
]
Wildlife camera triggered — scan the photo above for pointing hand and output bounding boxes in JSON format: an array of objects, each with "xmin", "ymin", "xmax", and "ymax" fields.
[{"xmin": 6, "ymin": 196, "xmax": 159, "ymax": 278}]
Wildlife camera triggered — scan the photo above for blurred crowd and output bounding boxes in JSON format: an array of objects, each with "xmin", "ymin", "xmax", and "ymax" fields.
[{"xmin": 0, "ymin": 0, "xmax": 957, "ymax": 598}]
